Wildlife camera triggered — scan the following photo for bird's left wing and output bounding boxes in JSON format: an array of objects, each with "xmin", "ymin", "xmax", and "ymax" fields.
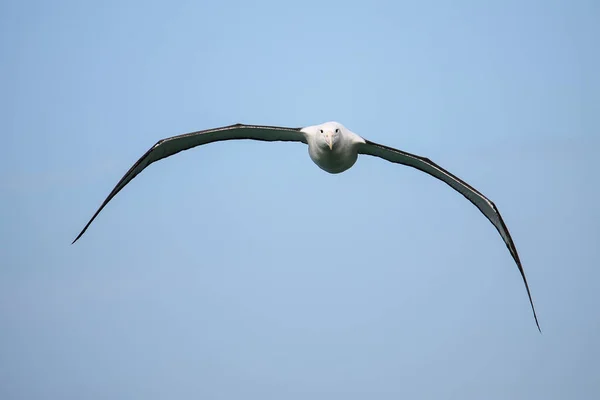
[
  {"xmin": 72, "ymin": 124, "xmax": 305, "ymax": 243},
  {"xmin": 357, "ymin": 139, "xmax": 540, "ymax": 331}
]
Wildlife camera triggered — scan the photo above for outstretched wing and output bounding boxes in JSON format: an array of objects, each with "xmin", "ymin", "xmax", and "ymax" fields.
[
  {"xmin": 73, "ymin": 124, "xmax": 305, "ymax": 243},
  {"xmin": 358, "ymin": 139, "xmax": 540, "ymax": 331}
]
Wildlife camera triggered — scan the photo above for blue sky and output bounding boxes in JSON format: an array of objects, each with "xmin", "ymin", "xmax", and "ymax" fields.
[{"xmin": 1, "ymin": 0, "xmax": 599, "ymax": 398}]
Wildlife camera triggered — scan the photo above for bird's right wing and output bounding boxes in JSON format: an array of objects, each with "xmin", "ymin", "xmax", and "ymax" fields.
[{"xmin": 72, "ymin": 124, "xmax": 305, "ymax": 243}]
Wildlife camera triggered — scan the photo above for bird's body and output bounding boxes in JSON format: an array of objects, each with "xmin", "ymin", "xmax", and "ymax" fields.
[
  {"xmin": 303, "ymin": 122, "xmax": 364, "ymax": 174},
  {"xmin": 73, "ymin": 120, "xmax": 541, "ymax": 331}
]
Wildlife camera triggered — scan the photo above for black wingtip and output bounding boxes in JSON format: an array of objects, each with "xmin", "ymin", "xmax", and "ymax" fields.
[
  {"xmin": 521, "ymin": 270, "xmax": 542, "ymax": 334},
  {"xmin": 71, "ymin": 229, "xmax": 85, "ymax": 245},
  {"xmin": 532, "ymin": 303, "xmax": 542, "ymax": 334},
  {"xmin": 529, "ymin": 299, "xmax": 542, "ymax": 334},
  {"xmin": 530, "ymin": 290, "xmax": 541, "ymax": 333}
]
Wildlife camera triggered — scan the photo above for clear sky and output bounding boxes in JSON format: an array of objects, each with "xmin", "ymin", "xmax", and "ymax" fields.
[{"xmin": 1, "ymin": 0, "xmax": 599, "ymax": 398}]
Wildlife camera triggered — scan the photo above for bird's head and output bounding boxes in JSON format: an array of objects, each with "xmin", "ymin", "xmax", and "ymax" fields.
[{"xmin": 315, "ymin": 122, "xmax": 342, "ymax": 151}]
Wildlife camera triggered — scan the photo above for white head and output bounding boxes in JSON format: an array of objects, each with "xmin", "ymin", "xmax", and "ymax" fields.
[
  {"xmin": 303, "ymin": 121, "xmax": 344, "ymax": 151},
  {"xmin": 301, "ymin": 121, "xmax": 364, "ymax": 174}
]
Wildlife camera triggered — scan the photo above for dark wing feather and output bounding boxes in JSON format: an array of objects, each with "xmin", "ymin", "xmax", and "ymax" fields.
[
  {"xmin": 358, "ymin": 139, "xmax": 540, "ymax": 332},
  {"xmin": 72, "ymin": 124, "xmax": 304, "ymax": 243}
]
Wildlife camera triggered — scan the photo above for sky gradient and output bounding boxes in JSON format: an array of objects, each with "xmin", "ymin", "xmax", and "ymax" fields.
[{"xmin": 1, "ymin": 0, "xmax": 599, "ymax": 398}]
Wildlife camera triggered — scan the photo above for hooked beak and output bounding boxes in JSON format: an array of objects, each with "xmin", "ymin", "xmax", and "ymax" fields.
[{"xmin": 325, "ymin": 131, "xmax": 333, "ymax": 150}]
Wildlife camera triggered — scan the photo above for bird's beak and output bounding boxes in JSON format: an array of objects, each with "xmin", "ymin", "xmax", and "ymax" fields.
[{"xmin": 325, "ymin": 131, "xmax": 333, "ymax": 150}]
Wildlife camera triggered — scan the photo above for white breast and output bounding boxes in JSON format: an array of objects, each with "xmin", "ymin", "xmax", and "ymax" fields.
[{"xmin": 307, "ymin": 135, "xmax": 360, "ymax": 174}]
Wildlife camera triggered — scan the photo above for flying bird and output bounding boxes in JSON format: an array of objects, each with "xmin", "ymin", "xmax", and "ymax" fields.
[{"xmin": 73, "ymin": 121, "xmax": 540, "ymax": 331}]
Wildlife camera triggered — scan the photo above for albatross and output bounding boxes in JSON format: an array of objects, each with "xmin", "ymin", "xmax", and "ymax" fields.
[{"xmin": 73, "ymin": 121, "xmax": 540, "ymax": 331}]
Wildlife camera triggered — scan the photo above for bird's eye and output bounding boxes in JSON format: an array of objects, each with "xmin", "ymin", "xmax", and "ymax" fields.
[
  {"xmin": 335, "ymin": 129, "xmax": 339, "ymax": 133},
  {"xmin": 320, "ymin": 129, "xmax": 323, "ymax": 133}
]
